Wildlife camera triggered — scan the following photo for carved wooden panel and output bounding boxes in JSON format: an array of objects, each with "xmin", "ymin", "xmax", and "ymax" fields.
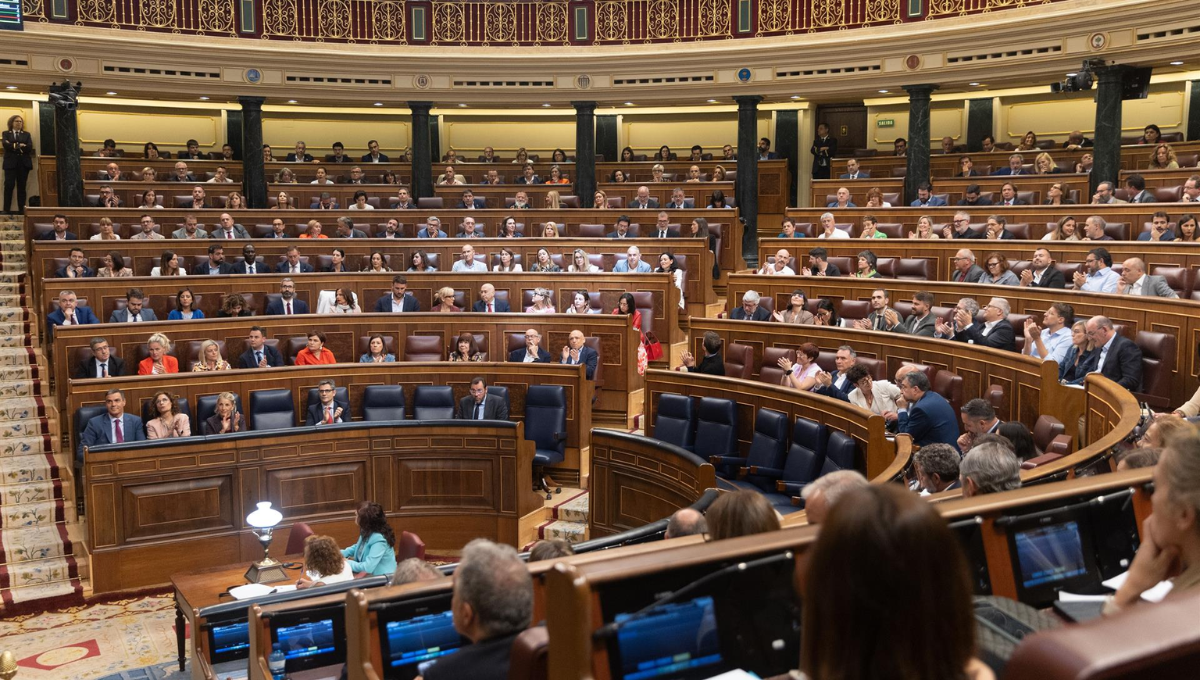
[
  {"xmin": 266, "ymin": 462, "xmax": 366, "ymax": 518},
  {"xmin": 121, "ymin": 475, "xmax": 234, "ymax": 542},
  {"xmin": 396, "ymin": 458, "xmax": 498, "ymax": 511}
]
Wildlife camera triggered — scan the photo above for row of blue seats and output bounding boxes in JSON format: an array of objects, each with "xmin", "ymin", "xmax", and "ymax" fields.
[{"xmin": 653, "ymin": 394, "xmax": 858, "ymax": 513}]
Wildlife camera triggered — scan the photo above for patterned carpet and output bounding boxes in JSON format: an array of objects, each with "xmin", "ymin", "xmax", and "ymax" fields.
[
  {"xmin": 0, "ymin": 218, "xmax": 84, "ymax": 615},
  {"xmin": 0, "ymin": 593, "xmax": 179, "ymax": 679}
]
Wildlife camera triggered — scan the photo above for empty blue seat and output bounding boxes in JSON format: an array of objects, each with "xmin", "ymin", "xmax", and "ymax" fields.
[
  {"xmin": 654, "ymin": 393, "xmax": 696, "ymax": 451},
  {"xmin": 823, "ymin": 431, "xmax": 859, "ymax": 474},
  {"xmin": 712, "ymin": 409, "xmax": 788, "ymax": 492},
  {"xmin": 526, "ymin": 385, "xmax": 567, "ymax": 499},
  {"xmin": 361, "ymin": 385, "xmax": 406, "ymax": 421},
  {"xmin": 248, "ymin": 389, "xmax": 295, "ymax": 430},
  {"xmin": 694, "ymin": 397, "xmax": 738, "ymax": 474},
  {"xmin": 765, "ymin": 418, "xmax": 829, "ymax": 509},
  {"xmin": 413, "ymin": 386, "xmax": 455, "ymax": 420}
]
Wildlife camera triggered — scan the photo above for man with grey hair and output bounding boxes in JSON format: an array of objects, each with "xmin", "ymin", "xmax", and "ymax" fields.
[
  {"xmin": 960, "ymin": 442, "xmax": 1022, "ymax": 497},
  {"xmin": 800, "ymin": 470, "xmax": 868, "ymax": 524},
  {"xmin": 939, "ymin": 296, "xmax": 1015, "ymax": 351},
  {"xmin": 306, "ymin": 379, "xmax": 348, "ymax": 426},
  {"xmin": 1086, "ymin": 315, "xmax": 1143, "ymax": 392},
  {"xmin": 1081, "ymin": 215, "xmax": 1113, "ymax": 241},
  {"xmin": 335, "ymin": 216, "xmax": 368, "ymax": 238},
  {"xmin": 950, "ymin": 248, "xmax": 984, "ymax": 283},
  {"xmin": 665, "ymin": 507, "xmax": 707, "ymax": 539},
  {"xmin": 912, "ymin": 443, "xmax": 961, "ymax": 494},
  {"xmin": 730, "ymin": 289, "xmax": 770, "ymax": 321},
  {"xmin": 392, "ymin": 557, "xmax": 444, "ymax": 585},
  {"xmin": 885, "ymin": 370, "xmax": 961, "ymax": 452},
  {"xmin": 425, "ymin": 538, "xmax": 532, "ymax": 680},
  {"xmin": 817, "ymin": 212, "xmax": 849, "ymax": 239},
  {"xmin": 957, "ymin": 398, "xmax": 1002, "ymax": 452}
]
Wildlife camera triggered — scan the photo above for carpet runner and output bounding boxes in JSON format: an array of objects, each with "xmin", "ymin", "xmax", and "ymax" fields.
[
  {"xmin": 0, "ymin": 218, "xmax": 84, "ymax": 615},
  {"xmin": 535, "ymin": 490, "xmax": 590, "ymax": 545}
]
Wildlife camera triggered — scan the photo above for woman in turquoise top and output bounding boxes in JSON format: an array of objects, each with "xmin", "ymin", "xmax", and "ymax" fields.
[{"xmin": 341, "ymin": 501, "xmax": 397, "ymax": 576}]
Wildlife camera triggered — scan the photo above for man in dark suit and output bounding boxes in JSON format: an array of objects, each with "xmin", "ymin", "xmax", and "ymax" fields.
[
  {"xmin": 664, "ymin": 189, "xmax": 691, "ymax": 210},
  {"xmin": 509, "ymin": 329, "xmax": 552, "ymax": 363},
  {"xmin": 393, "ymin": 187, "xmax": 417, "ymax": 209},
  {"xmin": 456, "ymin": 190, "xmax": 487, "ymax": 209},
  {"xmin": 810, "ymin": 123, "xmax": 836, "ymax": 179},
  {"xmin": 606, "ymin": 217, "xmax": 634, "ymax": 239},
  {"xmin": 168, "ymin": 162, "xmax": 197, "ymax": 182},
  {"xmin": 472, "ymin": 283, "xmax": 510, "ymax": 313},
  {"xmin": 949, "ymin": 248, "xmax": 985, "ymax": 283},
  {"xmin": 75, "ymin": 337, "xmax": 125, "ymax": 379},
  {"xmin": 39, "ymin": 215, "xmax": 77, "ymax": 241},
  {"xmin": 47, "ymin": 290, "xmax": 99, "ymax": 338},
  {"xmin": 276, "ymin": 246, "xmax": 314, "ymax": 274},
  {"xmin": 956, "ymin": 157, "xmax": 980, "ymax": 178},
  {"xmin": 947, "ymin": 297, "xmax": 1016, "ymax": 352},
  {"xmin": 991, "ymin": 154, "xmax": 1028, "ymax": 176},
  {"xmin": 995, "ymin": 183, "xmax": 1028, "ymax": 207},
  {"xmin": 679, "ymin": 331, "xmax": 725, "ymax": 375},
  {"xmin": 193, "ymin": 243, "xmax": 235, "ymax": 275},
  {"xmin": 180, "ymin": 139, "xmax": 206, "ymax": 160},
  {"xmin": 361, "ymin": 140, "xmax": 389, "ymax": 163},
  {"xmin": 757, "ymin": 137, "xmax": 778, "ymax": 160},
  {"xmin": 912, "ymin": 444, "xmax": 962, "ymax": 494},
  {"xmin": 1126, "ymin": 174, "xmax": 1156, "ymax": 203},
  {"xmin": 942, "ymin": 212, "xmax": 984, "ymax": 240},
  {"xmin": 560, "ymin": 330, "xmax": 598, "ymax": 380},
  {"xmin": 326, "ymin": 142, "xmax": 351, "ymax": 163},
  {"xmin": 1136, "ymin": 212, "xmax": 1175, "ymax": 242},
  {"xmin": 956, "ymin": 185, "xmax": 992, "ymax": 207},
  {"xmin": 421, "ymin": 539, "xmax": 531, "ymax": 680},
  {"xmin": 456, "ymin": 377, "xmax": 510, "ymax": 420},
  {"xmin": 238, "ymin": 327, "xmax": 285, "ymax": 368},
  {"xmin": 3, "ymin": 114, "xmax": 34, "ymax": 214},
  {"xmin": 374, "ymin": 275, "xmax": 421, "ymax": 312},
  {"xmin": 265, "ymin": 279, "xmax": 309, "ymax": 315},
  {"xmin": 985, "ymin": 215, "xmax": 1018, "ymax": 240},
  {"xmin": 285, "ymin": 142, "xmax": 314, "ymax": 163},
  {"xmin": 960, "ymin": 443, "xmax": 1022, "ymax": 497},
  {"xmin": 335, "ymin": 217, "xmax": 369, "ymax": 239},
  {"xmin": 1087, "ymin": 315, "xmax": 1143, "ymax": 392},
  {"xmin": 893, "ymin": 292, "xmax": 938, "ymax": 338},
  {"xmin": 650, "ymin": 212, "xmax": 680, "ymax": 238},
  {"xmin": 213, "ymin": 213, "xmax": 251, "ymax": 240},
  {"xmin": 232, "ymin": 244, "xmax": 268, "ymax": 275},
  {"xmin": 730, "ymin": 290, "xmax": 771, "ymax": 321},
  {"xmin": 109, "ymin": 288, "xmax": 158, "ymax": 323},
  {"xmin": 182, "ymin": 185, "xmax": 209, "ymax": 209},
  {"xmin": 1018, "ymin": 248, "xmax": 1066, "ymax": 289},
  {"xmin": 417, "ymin": 217, "xmax": 448, "ymax": 239},
  {"xmin": 56, "ymin": 248, "xmax": 96, "ymax": 278},
  {"xmin": 813, "ymin": 345, "xmax": 858, "ymax": 401},
  {"xmin": 80, "ymin": 389, "xmax": 146, "ymax": 459},
  {"xmin": 630, "ymin": 187, "xmax": 659, "ymax": 210},
  {"xmin": 306, "ymin": 379, "xmax": 350, "ymax": 426},
  {"xmin": 886, "ymin": 371, "xmax": 961, "ymax": 453},
  {"xmin": 838, "ymin": 158, "xmax": 869, "ymax": 180},
  {"xmin": 806, "ymin": 247, "xmax": 842, "ymax": 276}
]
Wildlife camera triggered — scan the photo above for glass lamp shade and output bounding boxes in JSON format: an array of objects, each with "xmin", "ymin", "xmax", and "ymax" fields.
[{"xmin": 246, "ymin": 501, "xmax": 282, "ymax": 529}]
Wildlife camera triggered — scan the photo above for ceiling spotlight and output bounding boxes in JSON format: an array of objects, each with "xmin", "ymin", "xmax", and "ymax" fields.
[
  {"xmin": 106, "ymin": 91, "xmax": 117, "ymax": 95},
  {"xmin": 458, "ymin": 103, "xmax": 468, "ymax": 107},
  {"xmin": 706, "ymin": 99, "xmax": 718, "ymax": 103},
  {"xmin": 1065, "ymin": 72, "xmax": 1078, "ymax": 77},
  {"xmin": 969, "ymin": 82, "xmax": 981, "ymax": 86},
  {"xmin": 4, "ymin": 86, "xmax": 16, "ymax": 90},
  {"xmin": 542, "ymin": 103, "xmax": 552, "ymax": 107},
  {"xmin": 1170, "ymin": 61, "xmax": 1184, "ymax": 66},
  {"xmin": 373, "ymin": 102, "xmax": 383, "ymax": 106},
  {"xmin": 624, "ymin": 102, "xmax": 634, "ymax": 106},
  {"xmin": 790, "ymin": 95, "xmax": 800, "ymax": 100},
  {"xmin": 199, "ymin": 96, "xmax": 210, "ymax": 101},
  {"xmin": 287, "ymin": 99, "xmax": 298, "ymax": 104},
  {"xmin": 878, "ymin": 89, "xmax": 889, "ymax": 93}
]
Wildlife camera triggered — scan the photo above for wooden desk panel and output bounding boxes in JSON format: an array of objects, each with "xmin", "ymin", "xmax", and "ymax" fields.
[
  {"xmin": 86, "ymin": 421, "xmax": 540, "ymax": 592},
  {"xmin": 54, "ymin": 313, "xmax": 636, "ymax": 429},
  {"xmin": 783, "ymin": 205, "xmax": 1191, "ymax": 237},
  {"xmin": 599, "ymin": 159, "xmax": 790, "ymax": 215},
  {"xmin": 812, "ymin": 175, "xmax": 1096, "ymax": 208}
]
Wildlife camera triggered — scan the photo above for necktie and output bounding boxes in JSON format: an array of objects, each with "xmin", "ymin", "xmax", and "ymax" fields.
[
  {"xmin": 225, "ymin": 230, "xmax": 233, "ymax": 239},
  {"xmin": 325, "ymin": 406, "xmax": 333, "ymax": 424},
  {"xmin": 286, "ymin": 302, "xmax": 292, "ymax": 315},
  {"xmin": 475, "ymin": 402, "xmax": 483, "ymax": 420},
  {"xmin": 100, "ymin": 363, "xmax": 107, "ymax": 377},
  {"xmin": 247, "ymin": 264, "xmax": 254, "ymax": 274},
  {"xmin": 292, "ymin": 265, "xmax": 297, "ymax": 273},
  {"xmin": 255, "ymin": 350, "xmax": 263, "ymax": 365},
  {"xmin": 131, "ymin": 313, "xmax": 139, "ymax": 322},
  {"xmin": 487, "ymin": 303, "xmax": 493, "ymax": 313},
  {"xmin": 66, "ymin": 313, "xmax": 74, "ymax": 325},
  {"xmin": 114, "ymin": 418, "xmax": 124, "ymax": 443}
]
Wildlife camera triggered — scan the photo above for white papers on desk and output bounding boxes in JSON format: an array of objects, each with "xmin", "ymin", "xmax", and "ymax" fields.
[
  {"xmin": 702, "ymin": 671, "xmax": 762, "ymax": 680},
  {"xmin": 1057, "ymin": 591, "xmax": 1108, "ymax": 602},
  {"xmin": 228, "ymin": 582, "xmax": 297, "ymax": 600},
  {"xmin": 1102, "ymin": 571, "xmax": 1174, "ymax": 602}
]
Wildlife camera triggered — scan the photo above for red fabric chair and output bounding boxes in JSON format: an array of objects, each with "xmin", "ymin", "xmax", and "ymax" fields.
[
  {"xmin": 397, "ymin": 530, "xmax": 426, "ymax": 561},
  {"xmin": 724, "ymin": 343, "xmax": 753, "ymax": 380},
  {"xmin": 285, "ymin": 522, "xmax": 314, "ymax": 555}
]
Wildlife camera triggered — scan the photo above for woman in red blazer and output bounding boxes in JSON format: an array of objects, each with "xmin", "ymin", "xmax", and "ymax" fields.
[
  {"xmin": 138, "ymin": 333, "xmax": 180, "ymax": 375},
  {"xmin": 295, "ymin": 330, "xmax": 338, "ymax": 365}
]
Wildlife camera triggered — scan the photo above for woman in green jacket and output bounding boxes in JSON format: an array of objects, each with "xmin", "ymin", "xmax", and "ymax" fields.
[{"xmin": 342, "ymin": 501, "xmax": 398, "ymax": 576}]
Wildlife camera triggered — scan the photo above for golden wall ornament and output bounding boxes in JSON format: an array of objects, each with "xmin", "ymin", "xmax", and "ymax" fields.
[
  {"xmin": 647, "ymin": 0, "xmax": 678, "ymax": 40},
  {"xmin": 484, "ymin": 1, "xmax": 516, "ymax": 43},
  {"xmin": 596, "ymin": 0, "xmax": 627, "ymax": 42},
  {"xmin": 812, "ymin": 0, "xmax": 844, "ymax": 28},
  {"xmin": 433, "ymin": 1, "xmax": 465, "ymax": 43},
  {"xmin": 866, "ymin": 0, "xmax": 901, "ymax": 23},
  {"xmin": 198, "ymin": 0, "xmax": 235, "ymax": 34},
  {"xmin": 263, "ymin": 0, "xmax": 299, "ymax": 37},
  {"xmin": 21, "ymin": 0, "xmax": 45, "ymax": 20},
  {"xmin": 929, "ymin": 0, "xmax": 966, "ymax": 15},
  {"xmin": 371, "ymin": 0, "xmax": 407, "ymax": 42},
  {"xmin": 319, "ymin": 0, "xmax": 352, "ymax": 39},
  {"xmin": 76, "ymin": 0, "xmax": 115, "ymax": 24},
  {"xmin": 697, "ymin": 0, "xmax": 730, "ymax": 37},
  {"xmin": 758, "ymin": 0, "xmax": 790, "ymax": 34},
  {"xmin": 139, "ymin": 0, "xmax": 176, "ymax": 28},
  {"xmin": 536, "ymin": 1, "xmax": 568, "ymax": 43}
]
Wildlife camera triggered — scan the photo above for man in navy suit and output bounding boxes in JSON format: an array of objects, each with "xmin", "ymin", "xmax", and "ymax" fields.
[
  {"xmin": 630, "ymin": 186, "xmax": 659, "ymax": 210},
  {"xmin": 109, "ymin": 288, "xmax": 159, "ymax": 323},
  {"xmin": 194, "ymin": 243, "xmax": 235, "ymax": 275},
  {"xmin": 909, "ymin": 182, "xmax": 947, "ymax": 207},
  {"xmin": 945, "ymin": 297, "xmax": 1016, "ymax": 352},
  {"xmin": 1086, "ymin": 315, "xmax": 1143, "ymax": 392},
  {"xmin": 839, "ymin": 159, "xmax": 869, "ymax": 180},
  {"xmin": 509, "ymin": 329, "xmax": 552, "ymax": 363},
  {"xmin": 56, "ymin": 248, "xmax": 95, "ymax": 278},
  {"xmin": 80, "ymin": 389, "xmax": 145, "ymax": 461},
  {"xmin": 812, "ymin": 345, "xmax": 858, "ymax": 401},
  {"xmin": 285, "ymin": 141, "xmax": 313, "ymax": 162},
  {"xmin": 232, "ymin": 244, "xmax": 268, "ymax": 275},
  {"xmin": 373, "ymin": 275, "xmax": 421, "ymax": 313},
  {"xmin": 417, "ymin": 216, "xmax": 448, "ymax": 239},
  {"xmin": 75, "ymin": 337, "xmax": 125, "ymax": 379},
  {"xmin": 560, "ymin": 330, "xmax": 598, "ymax": 380},
  {"xmin": 757, "ymin": 137, "xmax": 778, "ymax": 160},
  {"xmin": 361, "ymin": 140, "xmax": 389, "ymax": 163},
  {"xmin": 265, "ymin": 279, "xmax": 309, "ymax": 315},
  {"xmin": 276, "ymin": 246, "xmax": 314, "ymax": 274},
  {"xmin": 729, "ymin": 290, "xmax": 771, "ymax": 321},
  {"xmin": 472, "ymin": 283, "xmax": 510, "ymax": 313},
  {"xmin": 238, "ymin": 326, "xmax": 285, "ymax": 368},
  {"xmin": 887, "ymin": 370, "xmax": 961, "ymax": 452},
  {"xmin": 47, "ymin": 290, "xmax": 99, "ymax": 338},
  {"xmin": 456, "ymin": 378, "xmax": 509, "ymax": 420},
  {"xmin": 39, "ymin": 215, "xmax": 77, "ymax": 241},
  {"xmin": 457, "ymin": 190, "xmax": 487, "ymax": 209},
  {"xmin": 306, "ymin": 379, "xmax": 351, "ymax": 426},
  {"xmin": 991, "ymin": 154, "xmax": 1028, "ymax": 176}
]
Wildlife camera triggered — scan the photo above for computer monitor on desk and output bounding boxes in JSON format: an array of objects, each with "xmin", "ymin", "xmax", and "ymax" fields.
[
  {"xmin": 374, "ymin": 591, "xmax": 467, "ymax": 680},
  {"xmin": 1005, "ymin": 508, "xmax": 1101, "ymax": 607},
  {"xmin": 207, "ymin": 617, "xmax": 251, "ymax": 665},
  {"xmin": 269, "ymin": 604, "xmax": 346, "ymax": 675}
]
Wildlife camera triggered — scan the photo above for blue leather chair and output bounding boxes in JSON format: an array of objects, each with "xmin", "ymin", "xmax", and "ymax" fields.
[
  {"xmin": 413, "ymin": 385, "xmax": 455, "ymax": 420},
  {"xmin": 525, "ymin": 385, "xmax": 567, "ymax": 499},
  {"xmin": 711, "ymin": 409, "xmax": 787, "ymax": 491},
  {"xmin": 487, "ymin": 386, "xmax": 510, "ymax": 414},
  {"xmin": 822, "ymin": 431, "xmax": 859, "ymax": 474},
  {"xmin": 139, "ymin": 396, "xmax": 192, "ymax": 434},
  {"xmin": 361, "ymin": 385, "xmax": 406, "ymax": 421},
  {"xmin": 197, "ymin": 393, "xmax": 244, "ymax": 434},
  {"xmin": 768, "ymin": 418, "xmax": 829, "ymax": 509},
  {"xmin": 75, "ymin": 404, "xmax": 108, "ymax": 465},
  {"xmin": 654, "ymin": 393, "xmax": 696, "ymax": 451},
  {"xmin": 305, "ymin": 386, "xmax": 350, "ymax": 416},
  {"xmin": 248, "ymin": 389, "xmax": 295, "ymax": 430},
  {"xmin": 694, "ymin": 397, "xmax": 738, "ymax": 475}
]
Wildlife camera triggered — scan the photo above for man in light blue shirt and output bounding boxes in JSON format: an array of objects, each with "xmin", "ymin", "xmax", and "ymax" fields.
[
  {"xmin": 1023, "ymin": 302, "xmax": 1074, "ymax": 364},
  {"xmin": 613, "ymin": 245, "xmax": 652, "ymax": 273},
  {"xmin": 1073, "ymin": 247, "xmax": 1119, "ymax": 293},
  {"xmin": 451, "ymin": 244, "xmax": 488, "ymax": 272}
]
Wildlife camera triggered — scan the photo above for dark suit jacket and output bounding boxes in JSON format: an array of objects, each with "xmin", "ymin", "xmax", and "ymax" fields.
[
  {"xmin": 306, "ymin": 398, "xmax": 351, "ymax": 426},
  {"xmin": 687, "ymin": 353, "xmax": 725, "ymax": 376},
  {"xmin": 956, "ymin": 170, "xmax": 981, "ymax": 177},
  {"xmin": 373, "ymin": 294, "xmax": 420, "ymax": 312},
  {"xmin": 896, "ymin": 313, "xmax": 937, "ymax": 337},
  {"xmin": 1097, "ymin": 334, "xmax": 1144, "ymax": 392},
  {"xmin": 1059, "ymin": 346, "xmax": 1099, "ymax": 385},
  {"xmin": 456, "ymin": 394, "xmax": 509, "ymax": 420},
  {"xmin": 456, "ymin": 199, "xmax": 487, "ymax": 209},
  {"xmin": 55, "ymin": 264, "xmax": 96, "ymax": 278},
  {"xmin": 950, "ymin": 229, "xmax": 984, "ymax": 240},
  {"xmin": 730, "ymin": 306, "xmax": 771, "ymax": 321},
  {"xmin": 3, "ymin": 130, "xmax": 34, "ymax": 170},
  {"xmin": 238, "ymin": 345, "xmax": 285, "ymax": 368},
  {"xmin": 423, "ymin": 632, "xmax": 520, "ymax": 680},
  {"xmin": 813, "ymin": 370, "xmax": 854, "ymax": 401},
  {"xmin": 1131, "ymin": 191, "xmax": 1157, "ymax": 204},
  {"xmin": 275, "ymin": 261, "xmax": 314, "ymax": 274},
  {"xmin": 75, "ymin": 356, "xmax": 126, "ymax": 379},
  {"xmin": 561, "ymin": 345, "xmax": 598, "ymax": 380},
  {"xmin": 508, "ymin": 347, "xmax": 552, "ymax": 363},
  {"xmin": 630, "ymin": 199, "xmax": 660, "ymax": 209},
  {"xmin": 265, "ymin": 298, "xmax": 309, "ymax": 315},
  {"xmin": 361, "ymin": 153, "xmax": 390, "ymax": 162},
  {"xmin": 285, "ymin": 153, "xmax": 314, "ymax": 162},
  {"xmin": 167, "ymin": 173, "xmax": 198, "ymax": 182},
  {"xmin": 991, "ymin": 168, "xmax": 1028, "ymax": 176},
  {"xmin": 839, "ymin": 171, "xmax": 870, "ymax": 179},
  {"xmin": 232, "ymin": 260, "xmax": 269, "ymax": 275},
  {"xmin": 192, "ymin": 262, "xmax": 235, "ymax": 276},
  {"xmin": 807, "ymin": 263, "xmax": 842, "ymax": 277},
  {"xmin": 649, "ymin": 228, "xmax": 681, "ymax": 238},
  {"xmin": 47, "ymin": 306, "xmax": 100, "ymax": 336},
  {"xmin": 897, "ymin": 391, "xmax": 961, "ymax": 452},
  {"xmin": 997, "ymin": 198, "xmax": 1029, "ymax": 206},
  {"xmin": 1136, "ymin": 230, "xmax": 1176, "ymax": 241},
  {"xmin": 951, "ymin": 264, "xmax": 985, "ymax": 283},
  {"xmin": 955, "ymin": 320, "xmax": 1016, "ymax": 352},
  {"xmin": 39, "ymin": 231, "xmax": 78, "ymax": 241},
  {"xmin": 182, "ymin": 199, "xmax": 209, "ymax": 208},
  {"xmin": 417, "ymin": 228, "xmax": 448, "ymax": 238},
  {"xmin": 81, "ymin": 413, "xmax": 146, "ymax": 451},
  {"xmin": 957, "ymin": 197, "xmax": 993, "ymax": 206},
  {"xmin": 1028, "ymin": 267, "xmax": 1066, "ymax": 289},
  {"xmin": 472, "ymin": 299, "xmax": 511, "ymax": 313}
]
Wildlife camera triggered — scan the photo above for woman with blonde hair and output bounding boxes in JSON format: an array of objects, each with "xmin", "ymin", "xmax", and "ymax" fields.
[
  {"xmin": 909, "ymin": 215, "xmax": 940, "ymax": 239},
  {"xmin": 593, "ymin": 190, "xmax": 608, "ymax": 208},
  {"xmin": 1150, "ymin": 143, "xmax": 1180, "ymax": 170},
  {"xmin": 192, "ymin": 339, "xmax": 231, "ymax": 371},
  {"xmin": 651, "ymin": 164, "xmax": 666, "ymax": 183},
  {"xmin": 139, "ymin": 333, "xmax": 178, "ymax": 375},
  {"xmin": 225, "ymin": 191, "xmax": 245, "ymax": 210},
  {"xmin": 146, "ymin": 391, "xmax": 191, "ymax": 439},
  {"xmin": 301, "ymin": 219, "xmax": 327, "ymax": 239},
  {"xmin": 568, "ymin": 248, "xmax": 600, "ymax": 273},
  {"xmin": 433, "ymin": 287, "xmax": 460, "ymax": 312},
  {"xmin": 91, "ymin": 217, "xmax": 120, "ymax": 241},
  {"xmin": 297, "ymin": 535, "xmax": 354, "ymax": 589},
  {"xmin": 1043, "ymin": 182, "xmax": 1075, "ymax": 205},
  {"xmin": 528, "ymin": 248, "xmax": 561, "ymax": 273},
  {"xmin": 544, "ymin": 191, "xmax": 562, "ymax": 210},
  {"xmin": 205, "ymin": 392, "xmax": 243, "ymax": 434},
  {"xmin": 525, "ymin": 287, "xmax": 556, "ymax": 313},
  {"xmin": 511, "ymin": 147, "xmax": 529, "ymax": 165},
  {"xmin": 273, "ymin": 167, "xmax": 297, "ymax": 183},
  {"xmin": 1034, "ymin": 152, "xmax": 1061, "ymax": 175},
  {"xmin": 1059, "ymin": 320, "xmax": 1098, "ymax": 385},
  {"xmin": 541, "ymin": 221, "xmax": 560, "ymax": 237},
  {"xmin": 546, "ymin": 165, "xmax": 569, "ymax": 185},
  {"xmin": 1043, "ymin": 215, "xmax": 1080, "ymax": 241},
  {"xmin": 1017, "ymin": 130, "xmax": 1039, "ymax": 151},
  {"xmin": 711, "ymin": 165, "xmax": 727, "ymax": 182}
]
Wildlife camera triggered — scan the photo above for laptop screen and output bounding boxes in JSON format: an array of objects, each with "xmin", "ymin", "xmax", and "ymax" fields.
[
  {"xmin": 375, "ymin": 591, "xmax": 465, "ymax": 680},
  {"xmin": 613, "ymin": 596, "xmax": 723, "ymax": 680},
  {"xmin": 276, "ymin": 618, "xmax": 337, "ymax": 661},
  {"xmin": 1014, "ymin": 520, "xmax": 1089, "ymax": 589},
  {"xmin": 270, "ymin": 606, "xmax": 346, "ymax": 674},
  {"xmin": 207, "ymin": 620, "xmax": 250, "ymax": 665}
]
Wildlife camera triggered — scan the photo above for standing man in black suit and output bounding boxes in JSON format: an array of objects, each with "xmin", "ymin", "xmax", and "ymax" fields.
[
  {"xmin": 810, "ymin": 123, "xmax": 836, "ymax": 180},
  {"xmin": 3, "ymin": 113, "xmax": 34, "ymax": 214},
  {"xmin": 306, "ymin": 379, "xmax": 350, "ymax": 426},
  {"xmin": 456, "ymin": 377, "xmax": 510, "ymax": 420},
  {"xmin": 472, "ymin": 283, "xmax": 509, "ymax": 313},
  {"xmin": 508, "ymin": 329, "xmax": 551, "ymax": 363},
  {"xmin": 361, "ymin": 140, "xmax": 389, "ymax": 163},
  {"xmin": 75, "ymin": 337, "xmax": 125, "ymax": 378},
  {"xmin": 238, "ymin": 326, "xmax": 285, "ymax": 368},
  {"xmin": 1086, "ymin": 316, "xmax": 1143, "ymax": 392},
  {"xmin": 559, "ymin": 330, "xmax": 598, "ymax": 380},
  {"xmin": 1018, "ymin": 248, "xmax": 1066, "ymax": 289}
]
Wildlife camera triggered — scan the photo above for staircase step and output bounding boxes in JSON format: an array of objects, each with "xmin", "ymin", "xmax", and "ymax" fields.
[
  {"xmin": 0, "ymin": 523, "xmax": 73, "ymax": 565},
  {"xmin": 0, "ymin": 453, "xmax": 60, "ymax": 484},
  {"xmin": 0, "ymin": 499, "xmax": 66, "ymax": 529},
  {"xmin": 554, "ymin": 492, "xmax": 589, "ymax": 523},
  {"xmin": 0, "ymin": 434, "xmax": 53, "ymax": 457},
  {"xmin": 0, "ymin": 478, "xmax": 63, "ymax": 507},
  {"xmin": 538, "ymin": 520, "xmax": 587, "ymax": 544}
]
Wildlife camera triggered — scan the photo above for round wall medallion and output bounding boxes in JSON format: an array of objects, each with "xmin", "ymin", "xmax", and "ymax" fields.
[
  {"xmin": 56, "ymin": 58, "xmax": 75, "ymax": 73},
  {"xmin": 414, "ymin": 74, "xmax": 431, "ymax": 90},
  {"xmin": 576, "ymin": 74, "xmax": 592, "ymax": 90},
  {"xmin": 244, "ymin": 68, "xmax": 262, "ymax": 84},
  {"xmin": 737, "ymin": 68, "xmax": 752, "ymax": 83},
  {"xmin": 1089, "ymin": 32, "xmax": 1107, "ymax": 50},
  {"xmin": 904, "ymin": 55, "xmax": 921, "ymax": 71}
]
